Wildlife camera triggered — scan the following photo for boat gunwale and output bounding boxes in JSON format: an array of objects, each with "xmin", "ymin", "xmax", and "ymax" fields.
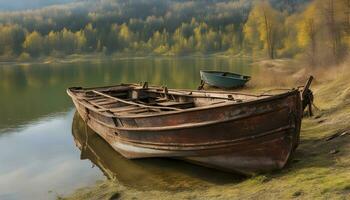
[
  {"xmin": 69, "ymin": 83, "xmax": 267, "ymax": 97},
  {"xmin": 67, "ymin": 85, "xmax": 300, "ymax": 119}
]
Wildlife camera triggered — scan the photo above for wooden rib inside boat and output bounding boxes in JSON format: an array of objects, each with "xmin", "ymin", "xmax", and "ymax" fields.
[{"xmin": 67, "ymin": 82, "xmax": 305, "ymax": 175}]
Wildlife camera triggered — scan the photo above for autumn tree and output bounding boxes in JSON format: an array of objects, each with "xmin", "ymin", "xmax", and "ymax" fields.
[
  {"xmin": 222, "ymin": 24, "xmax": 240, "ymax": 53},
  {"xmin": 61, "ymin": 28, "xmax": 77, "ymax": 54},
  {"xmin": 118, "ymin": 23, "xmax": 135, "ymax": 51},
  {"xmin": 23, "ymin": 31, "xmax": 45, "ymax": 57},
  {"xmin": 105, "ymin": 24, "xmax": 120, "ymax": 52},
  {"xmin": 47, "ymin": 31, "xmax": 60, "ymax": 53},
  {"xmin": 172, "ymin": 26, "xmax": 195, "ymax": 55},
  {"xmin": 279, "ymin": 15, "xmax": 300, "ymax": 58},
  {"xmin": 295, "ymin": 0, "xmax": 348, "ymax": 65},
  {"xmin": 194, "ymin": 22, "xmax": 209, "ymax": 53},
  {"xmin": 296, "ymin": 3, "xmax": 319, "ymax": 66},
  {"xmin": 147, "ymin": 30, "xmax": 169, "ymax": 54},
  {"xmin": 243, "ymin": 8, "xmax": 263, "ymax": 55},
  {"xmin": 1, "ymin": 0, "xmax": 350, "ymax": 62},
  {"xmin": 75, "ymin": 30, "xmax": 87, "ymax": 52},
  {"xmin": 244, "ymin": 1, "xmax": 284, "ymax": 59},
  {"xmin": 0, "ymin": 25, "xmax": 26, "ymax": 56},
  {"xmin": 322, "ymin": 0, "xmax": 346, "ymax": 62},
  {"xmin": 83, "ymin": 23, "xmax": 97, "ymax": 52}
]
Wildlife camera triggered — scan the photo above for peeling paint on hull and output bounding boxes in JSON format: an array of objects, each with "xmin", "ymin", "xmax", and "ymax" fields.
[{"xmin": 68, "ymin": 84, "xmax": 302, "ymax": 174}]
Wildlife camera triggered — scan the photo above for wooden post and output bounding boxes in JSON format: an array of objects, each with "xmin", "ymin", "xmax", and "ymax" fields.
[
  {"xmin": 308, "ymin": 102, "xmax": 313, "ymax": 117},
  {"xmin": 163, "ymin": 86, "xmax": 169, "ymax": 100},
  {"xmin": 302, "ymin": 76, "xmax": 314, "ymax": 117},
  {"xmin": 142, "ymin": 82, "xmax": 148, "ymax": 89},
  {"xmin": 302, "ymin": 76, "xmax": 314, "ymax": 99},
  {"xmin": 198, "ymin": 80, "xmax": 204, "ymax": 90}
]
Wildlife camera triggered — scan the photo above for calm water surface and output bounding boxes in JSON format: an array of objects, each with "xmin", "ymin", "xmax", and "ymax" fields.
[{"xmin": 0, "ymin": 57, "xmax": 252, "ymax": 200}]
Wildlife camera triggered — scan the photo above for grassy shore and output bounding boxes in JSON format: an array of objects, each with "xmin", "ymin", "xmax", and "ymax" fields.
[
  {"xmin": 61, "ymin": 59, "xmax": 350, "ymax": 200},
  {"xmin": 0, "ymin": 51, "xmax": 256, "ymax": 67},
  {"xmin": 0, "ymin": 53, "xmax": 147, "ymax": 66}
]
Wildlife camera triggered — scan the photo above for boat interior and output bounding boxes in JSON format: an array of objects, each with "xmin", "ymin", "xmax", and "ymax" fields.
[
  {"xmin": 70, "ymin": 84, "xmax": 270, "ymax": 116},
  {"xmin": 201, "ymin": 71, "xmax": 251, "ymax": 80}
]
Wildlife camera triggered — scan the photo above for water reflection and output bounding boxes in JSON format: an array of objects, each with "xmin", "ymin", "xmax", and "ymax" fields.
[
  {"xmin": 0, "ymin": 110, "xmax": 102, "ymax": 200},
  {"xmin": 0, "ymin": 57, "xmax": 252, "ymax": 199},
  {"xmin": 72, "ymin": 112, "xmax": 243, "ymax": 191}
]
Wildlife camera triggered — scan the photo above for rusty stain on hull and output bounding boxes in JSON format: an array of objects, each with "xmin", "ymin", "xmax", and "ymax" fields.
[{"xmin": 67, "ymin": 83, "xmax": 304, "ymax": 175}]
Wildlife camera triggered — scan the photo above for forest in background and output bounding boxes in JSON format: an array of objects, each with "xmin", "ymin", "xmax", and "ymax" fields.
[{"xmin": 0, "ymin": 0, "xmax": 349, "ymax": 66}]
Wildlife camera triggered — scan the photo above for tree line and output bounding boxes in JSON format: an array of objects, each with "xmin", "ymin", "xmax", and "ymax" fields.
[{"xmin": 0, "ymin": 0, "xmax": 348, "ymax": 66}]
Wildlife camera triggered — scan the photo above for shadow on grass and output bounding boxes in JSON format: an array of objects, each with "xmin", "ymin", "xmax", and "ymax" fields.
[{"xmin": 272, "ymin": 124, "xmax": 350, "ymax": 178}]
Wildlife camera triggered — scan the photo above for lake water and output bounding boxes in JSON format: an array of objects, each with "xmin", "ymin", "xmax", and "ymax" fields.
[{"xmin": 0, "ymin": 57, "xmax": 252, "ymax": 200}]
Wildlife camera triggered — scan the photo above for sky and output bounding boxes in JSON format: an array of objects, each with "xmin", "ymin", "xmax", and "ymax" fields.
[{"xmin": 0, "ymin": 0, "xmax": 74, "ymax": 10}]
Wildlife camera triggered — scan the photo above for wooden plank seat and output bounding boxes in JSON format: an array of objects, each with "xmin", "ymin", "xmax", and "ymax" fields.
[
  {"xmin": 91, "ymin": 98, "xmax": 112, "ymax": 104},
  {"xmin": 92, "ymin": 90, "xmax": 182, "ymax": 111},
  {"xmin": 109, "ymin": 105, "xmax": 140, "ymax": 113},
  {"xmin": 124, "ymin": 108, "xmax": 152, "ymax": 114},
  {"xmin": 77, "ymin": 95, "xmax": 105, "ymax": 102},
  {"xmin": 156, "ymin": 101, "xmax": 195, "ymax": 109}
]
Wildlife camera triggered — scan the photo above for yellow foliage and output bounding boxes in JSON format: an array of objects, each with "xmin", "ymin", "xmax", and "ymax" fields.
[
  {"xmin": 17, "ymin": 52, "xmax": 31, "ymax": 61},
  {"xmin": 119, "ymin": 23, "xmax": 133, "ymax": 42},
  {"xmin": 23, "ymin": 31, "xmax": 45, "ymax": 56},
  {"xmin": 296, "ymin": 3, "xmax": 318, "ymax": 48},
  {"xmin": 243, "ymin": 6, "xmax": 260, "ymax": 48},
  {"xmin": 244, "ymin": 1, "xmax": 284, "ymax": 58}
]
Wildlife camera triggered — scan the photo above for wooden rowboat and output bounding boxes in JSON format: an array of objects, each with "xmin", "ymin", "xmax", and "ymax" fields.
[
  {"xmin": 200, "ymin": 70, "xmax": 251, "ymax": 89},
  {"xmin": 67, "ymin": 82, "xmax": 306, "ymax": 175}
]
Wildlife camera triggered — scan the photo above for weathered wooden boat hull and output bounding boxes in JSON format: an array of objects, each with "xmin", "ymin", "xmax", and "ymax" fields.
[
  {"xmin": 85, "ymin": 118, "xmax": 295, "ymax": 174},
  {"xmin": 72, "ymin": 113, "xmax": 240, "ymax": 188},
  {"xmin": 68, "ymin": 84, "xmax": 302, "ymax": 175},
  {"xmin": 200, "ymin": 70, "xmax": 251, "ymax": 89}
]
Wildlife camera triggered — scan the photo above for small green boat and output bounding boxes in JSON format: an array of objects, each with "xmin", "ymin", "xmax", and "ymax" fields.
[{"xmin": 200, "ymin": 70, "xmax": 251, "ymax": 89}]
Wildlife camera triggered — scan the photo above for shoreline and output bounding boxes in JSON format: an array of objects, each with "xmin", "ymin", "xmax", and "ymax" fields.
[{"xmin": 0, "ymin": 52, "xmax": 257, "ymax": 67}]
